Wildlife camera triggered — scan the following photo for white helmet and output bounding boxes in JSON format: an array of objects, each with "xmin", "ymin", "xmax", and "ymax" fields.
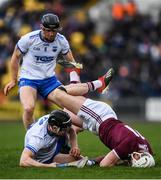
[{"xmin": 131, "ymin": 152, "xmax": 155, "ymax": 168}]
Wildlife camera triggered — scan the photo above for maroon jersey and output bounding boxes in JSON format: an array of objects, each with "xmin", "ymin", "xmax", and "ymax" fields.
[{"xmin": 99, "ymin": 118, "xmax": 153, "ymax": 160}]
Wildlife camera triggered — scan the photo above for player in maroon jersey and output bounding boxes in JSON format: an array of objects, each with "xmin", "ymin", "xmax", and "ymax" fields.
[
  {"xmin": 39, "ymin": 65, "xmax": 155, "ymax": 168},
  {"xmin": 50, "ymin": 89, "xmax": 155, "ymax": 168},
  {"xmin": 94, "ymin": 118, "xmax": 155, "ymax": 167}
]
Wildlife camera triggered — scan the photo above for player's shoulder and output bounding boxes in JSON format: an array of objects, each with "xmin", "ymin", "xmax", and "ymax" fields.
[
  {"xmin": 21, "ymin": 30, "xmax": 40, "ymax": 40},
  {"xmin": 27, "ymin": 115, "xmax": 49, "ymax": 137},
  {"xmin": 37, "ymin": 114, "xmax": 49, "ymax": 125},
  {"xmin": 56, "ymin": 33, "xmax": 67, "ymax": 41}
]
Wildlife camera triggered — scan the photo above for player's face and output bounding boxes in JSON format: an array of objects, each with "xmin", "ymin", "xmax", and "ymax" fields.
[
  {"xmin": 41, "ymin": 25, "xmax": 57, "ymax": 42},
  {"xmin": 49, "ymin": 125, "xmax": 70, "ymax": 136},
  {"xmin": 57, "ymin": 127, "xmax": 70, "ymax": 136},
  {"xmin": 132, "ymin": 152, "xmax": 140, "ymax": 160}
]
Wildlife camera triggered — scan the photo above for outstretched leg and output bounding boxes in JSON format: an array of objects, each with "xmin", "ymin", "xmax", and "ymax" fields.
[{"xmin": 64, "ymin": 68, "xmax": 114, "ymax": 96}]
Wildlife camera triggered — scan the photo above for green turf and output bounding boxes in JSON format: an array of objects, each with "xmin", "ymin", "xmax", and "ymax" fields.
[{"xmin": 0, "ymin": 121, "xmax": 161, "ymax": 179}]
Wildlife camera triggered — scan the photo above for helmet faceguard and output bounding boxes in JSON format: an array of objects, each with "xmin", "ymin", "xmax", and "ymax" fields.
[
  {"xmin": 131, "ymin": 152, "xmax": 155, "ymax": 168},
  {"xmin": 41, "ymin": 13, "xmax": 62, "ymax": 31}
]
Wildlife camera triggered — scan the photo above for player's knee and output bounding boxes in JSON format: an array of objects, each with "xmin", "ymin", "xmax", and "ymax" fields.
[{"xmin": 23, "ymin": 105, "xmax": 34, "ymax": 114}]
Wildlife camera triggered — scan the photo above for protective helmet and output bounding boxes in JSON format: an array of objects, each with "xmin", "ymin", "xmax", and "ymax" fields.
[
  {"xmin": 41, "ymin": 13, "xmax": 62, "ymax": 31},
  {"xmin": 48, "ymin": 110, "xmax": 71, "ymax": 129},
  {"xmin": 131, "ymin": 152, "xmax": 155, "ymax": 168}
]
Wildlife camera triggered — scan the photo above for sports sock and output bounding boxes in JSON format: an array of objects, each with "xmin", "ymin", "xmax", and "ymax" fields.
[
  {"xmin": 87, "ymin": 80, "xmax": 102, "ymax": 91},
  {"xmin": 70, "ymin": 71, "xmax": 80, "ymax": 83}
]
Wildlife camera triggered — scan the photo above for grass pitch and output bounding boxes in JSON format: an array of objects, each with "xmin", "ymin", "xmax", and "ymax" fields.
[{"xmin": 0, "ymin": 121, "xmax": 161, "ymax": 179}]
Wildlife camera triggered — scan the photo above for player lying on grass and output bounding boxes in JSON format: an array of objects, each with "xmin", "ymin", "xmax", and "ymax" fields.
[
  {"xmin": 49, "ymin": 77, "xmax": 155, "ymax": 168},
  {"xmin": 19, "ymin": 110, "xmax": 88, "ymax": 168}
]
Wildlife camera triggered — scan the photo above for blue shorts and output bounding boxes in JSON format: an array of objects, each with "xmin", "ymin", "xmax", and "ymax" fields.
[{"xmin": 18, "ymin": 76, "xmax": 62, "ymax": 99}]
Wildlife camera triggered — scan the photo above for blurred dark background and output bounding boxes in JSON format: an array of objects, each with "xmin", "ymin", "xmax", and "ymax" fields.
[{"xmin": 0, "ymin": 0, "xmax": 161, "ymax": 121}]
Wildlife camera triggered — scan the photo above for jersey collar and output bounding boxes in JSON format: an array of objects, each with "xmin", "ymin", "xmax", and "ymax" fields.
[{"xmin": 39, "ymin": 31, "xmax": 56, "ymax": 43}]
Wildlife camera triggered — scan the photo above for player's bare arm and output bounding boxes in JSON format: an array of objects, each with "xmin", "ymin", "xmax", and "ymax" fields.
[
  {"xmin": 63, "ymin": 50, "xmax": 75, "ymax": 62},
  {"xmin": 20, "ymin": 148, "xmax": 87, "ymax": 168},
  {"xmin": 88, "ymin": 151, "xmax": 119, "ymax": 167},
  {"xmin": 4, "ymin": 46, "xmax": 22, "ymax": 96},
  {"xmin": 19, "ymin": 149, "xmax": 55, "ymax": 168},
  {"xmin": 99, "ymin": 150, "xmax": 120, "ymax": 167},
  {"xmin": 68, "ymin": 127, "xmax": 80, "ymax": 158},
  {"xmin": 63, "ymin": 50, "xmax": 83, "ymax": 69}
]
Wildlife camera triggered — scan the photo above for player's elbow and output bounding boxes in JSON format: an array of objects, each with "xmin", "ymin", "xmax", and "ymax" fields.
[
  {"xmin": 19, "ymin": 159, "xmax": 27, "ymax": 167},
  {"xmin": 99, "ymin": 160, "xmax": 115, "ymax": 168},
  {"xmin": 19, "ymin": 157, "xmax": 30, "ymax": 167},
  {"xmin": 99, "ymin": 151, "xmax": 119, "ymax": 167}
]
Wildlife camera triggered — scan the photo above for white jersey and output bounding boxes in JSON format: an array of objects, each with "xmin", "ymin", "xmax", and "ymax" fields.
[
  {"xmin": 24, "ymin": 114, "xmax": 60, "ymax": 163},
  {"xmin": 17, "ymin": 30, "xmax": 70, "ymax": 79},
  {"xmin": 77, "ymin": 98, "xmax": 117, "ymax": 135}
]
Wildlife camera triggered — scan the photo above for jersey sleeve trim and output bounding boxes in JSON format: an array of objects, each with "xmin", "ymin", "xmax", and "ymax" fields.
[
  {"xmin": 16, "ymin": 44, "xmax": 26, "ymax": 54},
  {"xmin": 25, "ymin": 145, "xmax": 37, "ymax": 154},
  {"xmin": 113, "ymin": 149, "xmax": 121, "ymax": 159},
  {"xmin": 61, "ymin": 49, "xmax": 69, "ymax": 55}
]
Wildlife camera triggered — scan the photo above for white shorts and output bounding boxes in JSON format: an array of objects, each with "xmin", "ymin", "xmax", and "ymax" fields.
[{"xmin": 77, "ymin": 98, "xmax": 117, "ymax": 134}]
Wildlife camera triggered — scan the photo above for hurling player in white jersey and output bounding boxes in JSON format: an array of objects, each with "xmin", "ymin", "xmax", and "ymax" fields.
[
  {"xmin": 20, "ymin": 109, "xmax": 88, "ymax": 168},
  {"xmin": 4, "ymin": 13, "xmax": 80, "ymax": 129},
  {"xmin": 4, "ymin": 13, "xmax": 115, "ymax": 131}
]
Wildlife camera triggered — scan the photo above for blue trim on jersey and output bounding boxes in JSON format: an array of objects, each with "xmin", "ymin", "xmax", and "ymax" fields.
[
  {"xmin": 26, "ymin": 145, "xmax": 37, "ymax": 154},
  {"xmin": 18, "ymin": 76, "xmax": 62, "ymax": 98},
  {"xmin": 16, "ymin": 44, "xmax": 26, "ymax": 54}
]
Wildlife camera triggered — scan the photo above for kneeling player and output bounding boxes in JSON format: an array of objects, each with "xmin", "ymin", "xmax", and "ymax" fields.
[{"xmin": 19, "ymin": 110, "xmax": 88, "ymax": 168}]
